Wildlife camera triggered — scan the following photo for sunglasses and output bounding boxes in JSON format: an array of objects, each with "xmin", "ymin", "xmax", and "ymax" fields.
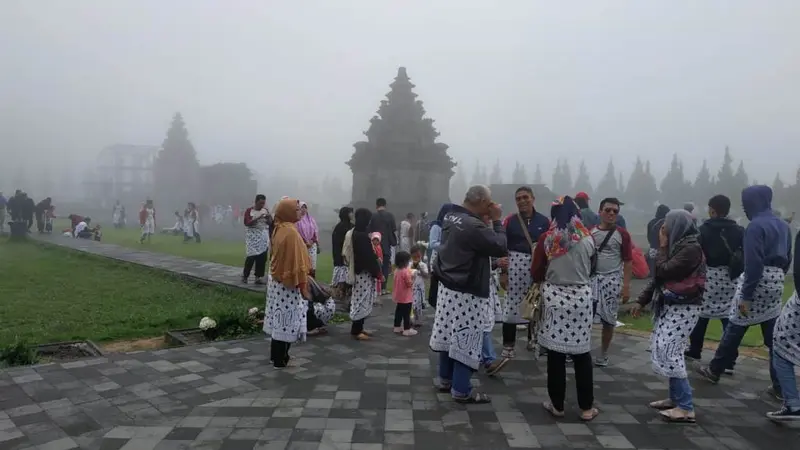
[{"xmin": 603, "ymin": 207, "xmax": 619, "ymax": 214}]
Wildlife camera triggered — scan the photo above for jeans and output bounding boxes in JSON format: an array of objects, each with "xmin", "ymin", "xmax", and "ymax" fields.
[
  {"xmin": 393, "ymin": 303, "xmax": 412, "ymax": 330},
  {"xmin": 438, "ymin": 352, "xmax": 474, "ymax": 398},
  {"xmin": 710, "ymin": 318, "xmax": 778, "ymax": 389},
  {"xmin": 687, "ymin": 317, "xmax": 737, "ymax": 368},
  {"xmin": 547, "ymin": 351, "xmax": 593, "ymax": 411},
  {"xmin": 381, "ymin": 244, "xmax": 392, "ymax": 284},
  {"xmin": 243, "ymin": 251, "xmax": 267, "ymax": 278},
  {"xmin": 772, "ymin": 351, "xmax": 800, "ymax": 411},
  {"xmin": 669, "ymin": 377, "xmax": 694, "ymax": 411},
  {"xmin": 482, "ymin": 331, "xmax": 497, "ymax": 367}
]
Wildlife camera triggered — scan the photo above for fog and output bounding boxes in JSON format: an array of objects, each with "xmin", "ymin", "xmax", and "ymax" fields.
[{"xmin": 1, "ymin": 1, "xmax": 799, "ymax": 207}]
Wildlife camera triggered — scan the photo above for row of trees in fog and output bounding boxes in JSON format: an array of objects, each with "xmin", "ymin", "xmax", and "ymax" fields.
[{"xmin": 451, "ymin": 148, "xmax": 800, "ymax": 214}]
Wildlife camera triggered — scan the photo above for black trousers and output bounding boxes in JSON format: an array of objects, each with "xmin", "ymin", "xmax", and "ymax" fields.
[
  {"xmin": 351, "ymin": 318, "xmax": 365, "ymax": 335},
  {"xmin": 307, "ymin": 300, "xmax": 324, "ymax": 331},
  {"xmin": 35, "ymin": 212, "xmax": 44, "ymax": 232},
  {"xmin": 428, "ymin": 274, "xmax": 439, "ymax": 307},
  {"xmin": 184, "ymin": 232, "xmax": 201, "ymax": 243},
  {"xmin": 687, "ymin": 317, "xmax": 736, "ymax": 367},
  {"xmin": 547, "ymin": 350, "xmax": 594, "ymax": 411},
  {"xmin": 243, "ymin": 251, "xmax": 267, "ymax": 278},
  {"xmin": 380, "ymin": 244, "xmax": 392, "ymax": 283},
  {"xmin": 270, "ymin": 339, "xmax": 291, "ymax": 368},
  {"xmin": 25, "ymin": 215, "xmax": 33, "ymax": 230},
  {"xmin": 393, "ymin": 303, "xmax": 412, "ymax": 330}
]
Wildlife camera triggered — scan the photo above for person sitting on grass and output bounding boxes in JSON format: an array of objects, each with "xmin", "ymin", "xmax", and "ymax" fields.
[
  {"xmin": 74, "ymin": 217, "xmax": 101, "ymax": 240},
  {"xmin": 161, "ymin": 211, "xmax": 184, "ymax": 235}
]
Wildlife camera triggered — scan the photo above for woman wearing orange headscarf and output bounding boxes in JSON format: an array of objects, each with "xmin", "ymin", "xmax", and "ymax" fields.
[{"xmin": 263, "ymin": 198, "xmax": 313, "ymax": 368}]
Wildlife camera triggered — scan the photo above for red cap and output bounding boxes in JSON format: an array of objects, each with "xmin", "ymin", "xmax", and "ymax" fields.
[{"xmin": 575, "ymin": 191, "xmax": 590, "ymax": 200}]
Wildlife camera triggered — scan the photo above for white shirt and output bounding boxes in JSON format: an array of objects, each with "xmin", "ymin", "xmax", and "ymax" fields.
[{"xmin": 74, "ymin": 222, "xmax": 88, "ymax": 236}]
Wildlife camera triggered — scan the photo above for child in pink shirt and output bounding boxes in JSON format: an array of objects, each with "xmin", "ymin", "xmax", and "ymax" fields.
[{"xmin": 392, "ymin": 251, "xmax": 417, "ymax": 336}]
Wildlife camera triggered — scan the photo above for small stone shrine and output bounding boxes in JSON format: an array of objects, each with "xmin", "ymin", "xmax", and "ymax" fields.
[{"xmin": 347, "ymin": 67, "xmax": 455, "ymax": 217}]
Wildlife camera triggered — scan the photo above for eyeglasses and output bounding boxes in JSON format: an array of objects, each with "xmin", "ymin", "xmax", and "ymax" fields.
[{"xmin": 603, "ymin": 208, "xmax": 619, "ymax": 214}]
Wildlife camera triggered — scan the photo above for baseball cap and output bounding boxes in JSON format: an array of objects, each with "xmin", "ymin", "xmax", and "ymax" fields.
[{"xmin": 575, "ymin": 192, "xmax": 590, "ymax": 200}]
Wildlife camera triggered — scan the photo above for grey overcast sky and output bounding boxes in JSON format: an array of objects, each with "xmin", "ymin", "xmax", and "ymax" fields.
[{"xmin": 1, "ymin": 1, "xmax": 798, "ymax": 185}]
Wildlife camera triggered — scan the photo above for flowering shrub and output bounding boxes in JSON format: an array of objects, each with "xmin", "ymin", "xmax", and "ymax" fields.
[{"xmin": 197, "ymin": 307, "xmax": 263, "ymax": 341}]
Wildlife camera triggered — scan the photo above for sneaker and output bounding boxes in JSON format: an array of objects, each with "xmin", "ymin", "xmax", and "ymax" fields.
[
  {"xmin": 516, "ymin": 324, "xmax": 527, "ymax": 330},
  {"xmin": 393, "ymin": 327, "xmax": 402, "ymax": 333},
  {"xmin": 241, "ymin": 276, "xmax": 248, "ymax": 284},
  {"xmin": 254, "ymin": 277, "xmax": 265, "ymax": 285},
  {"xmin": 402, "ymin": 329, "xmax": 418, "ymax": 336},
  {"xmin": 683, "ymin": 351, "xmax": 700, "ymax": 361},
  {"xmin": 766, "ymin": 386, "xmax": 784, "ymax": 402},
  {"xmin": 766, "ymin": 406, "xmax": 800, "ymax": 422},
  {"xmin": 501, "ymin": 347, "xmax": 516, "ymax": 359},
  {"xmin": 695, "ymin": 366, "xmax": 720, "ymax": 384},
  {"xmin": 594, "ymin": 356, "xmax": 609, "ymax": 367},
  {"xmin": 485, "ymin": 357, "xmax": 510, "ymax": 376},
  {"xmin": 724, "ymin": 368, "xmax": 734, "ymax": 376}
]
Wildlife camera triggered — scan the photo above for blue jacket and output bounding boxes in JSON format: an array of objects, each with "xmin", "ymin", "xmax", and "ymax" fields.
[
  {"xmin": 579, "ymin": 208, "xmax": 599, "ymax": 228},
  {"xmin": 504, "ymin": 211, "xmax": 550, "ymax": 254},
  {"xmin": 741, "ymin": 185, "xmax": 792, "ymax": 301}
]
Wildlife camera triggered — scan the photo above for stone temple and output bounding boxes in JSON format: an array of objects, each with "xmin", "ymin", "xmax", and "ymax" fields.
[{"xmin": 348, "ymin": 67, "xmax": 455, "ymax": 217}]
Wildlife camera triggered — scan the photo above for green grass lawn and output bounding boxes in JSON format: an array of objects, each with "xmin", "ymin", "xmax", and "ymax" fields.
[
  {"xmin": 622, "ymin": 278, "xmax": 796, "ymax": 347},
  {"xmin": 0, "ymin": 240, "xmax": 265, "ymax": 346}
]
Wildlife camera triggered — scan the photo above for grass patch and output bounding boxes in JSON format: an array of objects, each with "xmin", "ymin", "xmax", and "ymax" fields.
[
  {"xmin": 0, "ymin": 240, "xmax": 265, "ymax": 346},
  {"xmin": 622, "ymin": 278, "xmax": 795, "ymax": 347}
]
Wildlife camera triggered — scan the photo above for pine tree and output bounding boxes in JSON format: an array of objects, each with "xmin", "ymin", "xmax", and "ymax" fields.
[
  {"xmin": 734, "ymin": 161, "xmax": 749, "ymax": 192},
  {"xmin": 693, "ymin": 160, "xmax": 713, "ymax": 205},
  {"xmin": 551, "ymin": 161, "xmax": 563, "ymax": 193},
  {"xmin": 660, "ymin": 153, "xmax": 690, "ymax": 206},
  {"xmin": 533, "ymin": 163, "xmax": 543, "ymax": 185},
  {"xmin": 511, "ymin": 161, "xmax": 529, "ymax": 184},
  {"xmin": 618, "ymin": 172, "xmax": 626, "ymax": 196},
  {"xmin": 642, "ymin": 161, "xmax": 660, "ymax": 208},
  {"xmin": 715, "ymin": 146, "xmax": 737, "ymax": 201},
  {"xmin": 572, "ymin": 160, "xmax": 593, "ymax": 197},
  {"xmin": 470, "ymin": 160, "xmax": 483, "ymax": 186},
  {"xmin": 561, "ymin": 160, "xmax": 573, "ymax": 194},
  {"xmin": 489, "ymin": 159, "xmax": 503, "ymax": 185},
  {"xmin": 596, "ymin": 160, "xmax": 618, "ymax": 198},
  {"xmin": 772, "ymin": 173, "xmax": 785, "ymax": 210},
  {"xmin": 450, "ymin": 162, "xmax": 468, "ymax": 201},
  {"xmin": 153, "ymin": 112, "xmax": 201, "ymax": 210}
]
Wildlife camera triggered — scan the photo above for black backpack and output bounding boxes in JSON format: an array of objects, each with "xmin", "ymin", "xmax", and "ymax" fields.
[{"xmin": 720, "ymin": 231, "xmax": 744, "ymax": 280}]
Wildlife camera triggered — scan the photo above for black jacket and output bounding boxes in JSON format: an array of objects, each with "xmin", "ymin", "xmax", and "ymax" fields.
[
  {"xmin": 331, "ymin": 209, "xmax": 353, "ymax": 267},
  {"xmin": 353, "ymin": 208, "xmax": 382, "ymax": 278},
  {"xmin": 369, "ymin": 209, "xmax": 397, "ymax": 249},
  {"xmin": 433, "ymin": 205, "xmax": 507, "ymax": 298},
  {"xmin": 698, "ymin": 217, "xmax": 744, "ymax": 268}
]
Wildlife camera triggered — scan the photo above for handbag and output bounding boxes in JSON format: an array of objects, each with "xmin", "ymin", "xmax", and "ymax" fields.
[{"xmin": 720, "ymin": 232, "xmax": 744, "ymax": 280}]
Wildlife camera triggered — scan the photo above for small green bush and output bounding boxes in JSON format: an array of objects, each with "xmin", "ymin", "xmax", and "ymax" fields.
[{"xmin": 0, "ymin": 339, "xmax": 39, "ymax": 367}]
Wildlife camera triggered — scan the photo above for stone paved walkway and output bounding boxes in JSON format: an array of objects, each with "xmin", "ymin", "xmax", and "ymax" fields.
[
  {"xmin": 32, "ymin": 234, "xmax": 265, "ymax": 294},
  {"xmin": 8, "ymin": 235, "xmax": 797, "ymax": 449}
]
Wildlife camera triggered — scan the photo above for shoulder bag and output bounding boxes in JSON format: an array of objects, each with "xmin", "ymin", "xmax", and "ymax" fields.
[
  {"xmin": 590, "ymin": 226, "xmax": 616, "ymax": 276},
  {"xmin": 518, "ymin": 213, "xmax": 541, "ymax": 321},
  {"xmin": 719, "ymin": 232, "xmax": 744, "ymax": 280}
]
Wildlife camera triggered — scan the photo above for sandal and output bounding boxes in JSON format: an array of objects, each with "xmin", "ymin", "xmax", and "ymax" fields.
[
  {"xmin": 353, "ymin": 333, "xmax": 370, "ymax": 341},
  {"xmin": 454, "ymin": 392, "xmax": 491, "ymax": 404},
  {"xmin": 659, "ymin": 407, "xmax": 696, "ymax": 424},
  {"xmin": 435, "ymin": 384, "xmax": 451, "ymax": 393},
  {"xmin": 542, "ymin": 401, "xmax": 565, "ymax": 418},
  {"xmin": 580, "ymin": 407, "xmax": 600, "ymax": 422},
  {"xmin": 649, "ymin": 399, "xmax": 675, "ymax": 410}
]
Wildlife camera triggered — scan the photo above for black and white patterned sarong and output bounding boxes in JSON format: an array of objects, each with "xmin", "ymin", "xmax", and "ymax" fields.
[
  {"xmin": 700, "ymin": 266, "xmax": 736, "ymax": 319},
  {"xmin": 263, "ymin": 278, "xmax": 308, "ymax": 343},
  {"xmin": 729, "ymin": 266, "xmax": 785, "ymax": 327},
  {"xmin": 650, "ymin": 304, "xmax": 700, "ymax": 378},
  {"xmin": 774, "ymin": 292, "xmax": 800, "ymax": 367},
  {"xmin": 592, "ymin": 270, "xmax": 622, "ymax": 325},
  {"xmin": 412, "ymin": 273, "xmax": 427, "ymax": 323},
  {"xmin": 314, "ymin": 298, "xmax": 337, "ymax": 325},
  {"xmin": 538, "ymin": 283, "xmax": 593, "ymax": 355},
  {"xmin": 307, "ymin": 243, "xmax": 318, "ymax": 271},
  {"xmin": 483, "ymin": 269, "xmax": 503, "ymax": 332},
  {"xmin": 349, "ymin": 272, "xmax": 376, "ymax": 321},
  {"xmin": 430, "ymin": 284, "xmax": 484, "ymax": 370},
  {"xmin": 331, "ymin": 266, "xmax": 349, "ymax": 284},
  {"xmin": 502, "ymin": 251, "xmax": 532, "ymax": 324}
]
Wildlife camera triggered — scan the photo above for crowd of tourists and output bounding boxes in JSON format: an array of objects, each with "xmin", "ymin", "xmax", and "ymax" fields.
[{"xmin": 233, "ymin": 185, "xmax": 800, "ymax": 424}]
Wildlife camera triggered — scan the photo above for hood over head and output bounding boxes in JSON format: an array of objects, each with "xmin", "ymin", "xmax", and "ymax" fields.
[
  {"xmin": 654, "ymin": 204, "xmax": 670, "ymax": 220},
  {"xmin": 742, "ymin": 185, "xmax": 772, "ymax": 220},
  {"xmin": 338, "ymin": 206, "xmax": 353, "ymax": 223},
  {"xmin": 354, "ymin": 208, "xmax": 372, "ymax": 232},
  {"xmin": 664, "ymin": 209, "xmax": 698, "ymax": 253}
]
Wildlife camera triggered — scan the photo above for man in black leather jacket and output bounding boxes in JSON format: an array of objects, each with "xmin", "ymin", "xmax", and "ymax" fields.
[{"xmin": 430, "ymin": 185, "xmax": 507, "ymax": 404}]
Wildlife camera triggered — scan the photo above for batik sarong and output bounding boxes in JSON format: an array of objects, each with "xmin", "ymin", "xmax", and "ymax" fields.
[
  {"xmin": 430, "ymin": 284, "xmax": 485, "ymax": 370},
  {"xmin": 349, "ymin": 272, "xmax": 376, "ymax": 321},
  {"xmin": 592, "ymin": 270, "xmax": 622, "ymax": 325},
  {"xmin": 538, "ymin": 283, "xmax": 593, "ymax": 355},
  {"xmin": 729, "ymin": 266, "xmax": 785, "ymax": 327},
  {"xmin": 502, "ymin": 251, "xmax": 532, "ymax": 324},
  {"xmin": 700, "ymin": 266, "xmax": 736, "ymax": 319},
  {"xmin": 774, "ymin": 292, "xmax": 800, "ymax": 367},
  {"xmin": 263, "ymin": 278, "xmax": 308, "ymax": 343},
  {"xmin": 650, "ymin": 303, "xmax": 700, "ymax": 378}
]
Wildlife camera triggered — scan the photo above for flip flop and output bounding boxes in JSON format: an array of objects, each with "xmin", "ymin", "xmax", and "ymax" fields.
[
  {"xmin": 649, "ymin": 399, "xmax": 675, "ymax": 410},
  {"xmin": 580, "ymin": 408, "xmax": 600, "ymax": 422},
  {"xmin": 542, "ymin": 401, "xmax": 565, "ymax": 418},
  {"xmin": 454, "ymin": 392, "xmax": 491, "ymax": 404},
  {"xmin": 659, "ymin": 408, "xmax": 696, "ymax": 424}
]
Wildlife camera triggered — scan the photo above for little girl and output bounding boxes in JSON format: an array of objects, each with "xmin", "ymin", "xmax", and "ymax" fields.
[
  {"xmin": 392, "ymin": 251, "xmax": 417, "ymax": 336},
  {"xmin": 409, "ymin": 244, "xmax": 430, "ymax": 327},
  {"xmin": 370, "ymin": 232, "xmax": 384, "ymax": 294}
]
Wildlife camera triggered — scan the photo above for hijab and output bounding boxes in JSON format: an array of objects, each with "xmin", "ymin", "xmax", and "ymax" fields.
[
  {"xmin": 543, "ymin": 196, "xmax": 590, "ymax": 260},
  {"xmin": 270, "ymin": 198, "xmax": 312, "ymax": 289},
  {"xmin": 663, "ymin": 209, "xmax": 698, "ymax": 255},
  {"xmin": 296, "ymin": 201, "xmax": 318, "ymax": 242}
]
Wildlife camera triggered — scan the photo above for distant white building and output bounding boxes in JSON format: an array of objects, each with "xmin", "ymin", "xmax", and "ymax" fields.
[{"xmin": 85, "ymin": 144, "xmax": 159, "ymax": 207}]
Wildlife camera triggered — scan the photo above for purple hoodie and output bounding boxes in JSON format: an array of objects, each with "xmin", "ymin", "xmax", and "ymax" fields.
[{"xmin": 740, "ymin": 185, "xmax": 792, "ymax": 301}]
